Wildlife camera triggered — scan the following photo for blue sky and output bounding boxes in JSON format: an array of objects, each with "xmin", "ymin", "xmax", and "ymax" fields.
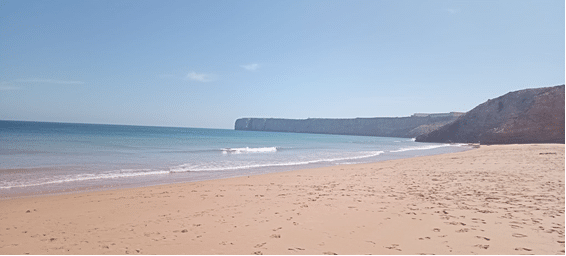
[{"xmin": 1, "ymin": 0, "xmax": 564, "ymax": 129}]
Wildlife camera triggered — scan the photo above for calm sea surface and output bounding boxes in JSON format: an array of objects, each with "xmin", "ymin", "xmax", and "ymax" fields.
[{"xmin": 0, "ymin": 120, "xmax": 469, "ymax": 198}]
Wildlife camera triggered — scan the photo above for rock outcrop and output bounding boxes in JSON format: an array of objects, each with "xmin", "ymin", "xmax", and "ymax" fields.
[
  {"xmin": 235, "ymin": 113, "xmax": 463, "ymax": 138},
  {"xmin": 416, "ymin": 85, "xmax": 565, "ymax": 144}
]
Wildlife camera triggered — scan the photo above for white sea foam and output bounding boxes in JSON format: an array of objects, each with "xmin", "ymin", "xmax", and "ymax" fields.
[
  {"xmin": 1, "ymin": 150, "xmax": 387, "ymax": 189},
  {"xmin": 221, "ymin": 147, "xmax": 278, "ymax": 154},
  {"xmin": 390, "ymin": 143, "xmax": 465, "ymax": 153},
  {"xmin": 0, "ymin": 169, "xmax": 170, "ymax": 189},
  {"xmin": 169, "ymin": 151, "xmax": 385, "ymax": 173}
]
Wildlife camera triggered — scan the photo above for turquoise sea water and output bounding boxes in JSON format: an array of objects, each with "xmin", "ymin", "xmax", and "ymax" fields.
[{"xmin": 0, "ymin": 120, "xmax": 468, "ymax": 198}]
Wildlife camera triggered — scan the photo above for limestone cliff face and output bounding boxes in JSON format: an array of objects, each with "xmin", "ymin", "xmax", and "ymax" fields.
[
  {"xmin": 235, "ymin": 113, "xmax": 462, "ymax": 138},
  {"xmin": 416, "ymin": 85, "xmax": 565, "ymax": 144}
]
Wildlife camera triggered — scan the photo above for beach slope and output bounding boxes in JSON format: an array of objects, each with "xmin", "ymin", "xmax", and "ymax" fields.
[{"xmin": 0, "ymin": 144, "xmax": 563, "ymax": 254}]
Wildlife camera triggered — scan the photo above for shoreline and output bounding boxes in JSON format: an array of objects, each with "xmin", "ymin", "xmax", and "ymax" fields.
[
  {"xmin": 0, "ymin": 144, "xmax": 471, "ymax": 200},
  {"xmin": 0, "ymin": 144, "xmax": 563, "ymax": 254}
]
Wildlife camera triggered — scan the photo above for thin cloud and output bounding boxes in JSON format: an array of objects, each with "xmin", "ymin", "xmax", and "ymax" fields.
[
  {"xmin": 186, "ymin": 71, "xmax": 216, "ymax": 82},
  {"xmin": 240, "ymin": 63, "xmax": 259, "ymax": 71},
  {"xmin": 0, "ymin": 86, "xmax": 19, "ymax": 91},
  {"xmin": 14, "ymin": 79, "xmax": 85, "ymax": 85},
  {"xmin": 0, "ymin": 84, "xmax": 19, "ymax": 91},
  {"xmin": 0, "ymin": 81, "xmax": 19, "ymax": 91},
  {"xmin": 444, "ymin": 8, "xmax": 460, "ymax": 14}
]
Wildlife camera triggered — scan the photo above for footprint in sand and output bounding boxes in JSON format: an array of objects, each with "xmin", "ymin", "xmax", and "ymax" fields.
[
  {"xmin": 385, "ymin": 244, "xmax": 402, "ymax": 251},
  {"xmin": 512, "ymin": 233, "xmax": 527, "ymax": 238},
  {"xmin": 474, "ymin": 244, "xmax": 489, "ymax": 249},
  {"xmin": 514, "ymin": 247, "xmax": 532, "ymax": 251}
]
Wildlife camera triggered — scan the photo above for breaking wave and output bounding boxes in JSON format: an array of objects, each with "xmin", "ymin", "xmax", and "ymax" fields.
[
  {"xmin": 221, "ymin": 147, "xmax": 278, "ymax": 154},
  {"xmin": 169, "ymin": 151, "xmax": 385, "ymax": 173},
  {"xmin": 0, "ymin": 169, "xmax": 170, "ymax": 189},
  {"xmin": 390, "ymin": 143, "xmax": 465, "ymax": 153}
]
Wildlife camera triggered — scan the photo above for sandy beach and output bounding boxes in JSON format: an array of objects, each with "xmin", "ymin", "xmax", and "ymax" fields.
[{"xmin": 0, "ymin": 144, "xmax": 563, "ymax": 255}]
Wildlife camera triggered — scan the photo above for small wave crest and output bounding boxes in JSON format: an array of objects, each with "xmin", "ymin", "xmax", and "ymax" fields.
[
  {"xmin": 221, "ymin": 147, "xmax": 278, "ymax": 154},
  {"xmin": 390, "ymin": 143, "xmax": 465, "ymax": 153},
  {"xmin": 170, "ymin": 151, "xmax": 385, "ymax": 173},
  {"xmin": 0, "ymin": 169, "xmax": 170, "ymax": 190}
]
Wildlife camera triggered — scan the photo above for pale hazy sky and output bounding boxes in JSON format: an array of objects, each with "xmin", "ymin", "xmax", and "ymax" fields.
[{"xmin": 1, "ymin": 0, "xmax": 564, "ymax": 129}]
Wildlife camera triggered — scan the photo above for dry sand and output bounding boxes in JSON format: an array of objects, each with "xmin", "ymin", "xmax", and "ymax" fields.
[{"xmin": 0, "ymin": 144, "xmax": 563, "ymax": 255}]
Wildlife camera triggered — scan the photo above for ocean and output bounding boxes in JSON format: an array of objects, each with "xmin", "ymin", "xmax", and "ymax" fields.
[{"xmin": 0, "ymin": 120, "xmax": 469, "ymax": 198}]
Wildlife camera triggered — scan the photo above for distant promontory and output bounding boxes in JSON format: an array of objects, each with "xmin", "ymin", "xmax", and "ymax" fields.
[
  {"xmin": 235, "ymin": 85, "xmax": 565, "ymax": 144},
  {"xmin": 235, "ymin": 112, "xmax": 463, "ymax": 138}
]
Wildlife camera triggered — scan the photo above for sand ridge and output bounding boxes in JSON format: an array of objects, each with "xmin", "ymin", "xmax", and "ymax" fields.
[{"xmin": 0, "ymin": 144, "xmax": 563, "ymax": 254}]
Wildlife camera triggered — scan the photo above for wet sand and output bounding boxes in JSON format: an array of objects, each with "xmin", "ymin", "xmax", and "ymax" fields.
[{"xmin": 0, "ymin": 144, "xmax": 563, "ymax": 254}]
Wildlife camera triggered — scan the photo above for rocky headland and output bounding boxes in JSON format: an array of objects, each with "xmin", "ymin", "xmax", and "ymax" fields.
[
  {"xmin": 235, "ymin": 85, "xmax": 564, "ymax": 144},
  {"xmin": 235, "ymin": 112, "xmax": 463, "ymax": 138},
  {"xmin": 416, "ymin": 85, "xmax": 565, "ymax": 144}
]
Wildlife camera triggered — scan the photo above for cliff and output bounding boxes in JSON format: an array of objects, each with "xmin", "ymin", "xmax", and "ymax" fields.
[
  {"xmin": 416, "ymin": 85, "xmax": 565, "ymax": 144},
  {"xmin": 235, "ymin": 112, "xmax": 463, "ymax": 138}
]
